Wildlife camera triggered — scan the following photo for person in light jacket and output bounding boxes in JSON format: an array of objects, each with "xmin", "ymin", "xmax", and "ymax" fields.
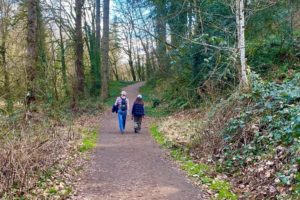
[{"xmin": 114, "ymin": 91, "xmax": 130, "ymax": 134}]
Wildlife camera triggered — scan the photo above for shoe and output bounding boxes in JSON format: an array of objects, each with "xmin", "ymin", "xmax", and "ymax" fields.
[{"xmin": 134, "ymin": 128, "xmax": 138, "ymax": 133}]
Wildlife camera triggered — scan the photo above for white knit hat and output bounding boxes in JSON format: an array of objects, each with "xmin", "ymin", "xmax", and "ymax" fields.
[
  {"xmin": 121, "ymin": 91, "xmax": 127, "ymax": 96},
  {"xmin": 137, "ymin": 94, "xmax": 142, "ymax": 99}
]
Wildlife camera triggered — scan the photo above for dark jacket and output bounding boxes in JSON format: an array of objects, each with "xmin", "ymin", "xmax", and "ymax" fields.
[
  {"xmin": 112, "ymin": 104, "xmax": 118, "ymax": 113},
  {"xmin": 131, "ymin": 103, "xmax": 145, "ymax": 116}
]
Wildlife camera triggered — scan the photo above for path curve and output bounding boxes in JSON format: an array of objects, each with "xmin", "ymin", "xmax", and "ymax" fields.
[{"xmin": 73, "ymin": 82, "xmax": 206, "ymax": 200}]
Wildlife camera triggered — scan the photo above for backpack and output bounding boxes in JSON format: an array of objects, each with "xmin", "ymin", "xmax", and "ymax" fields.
[{"xmin": 120, "ymin": 97, "xmax": 127, "ymax": 111}]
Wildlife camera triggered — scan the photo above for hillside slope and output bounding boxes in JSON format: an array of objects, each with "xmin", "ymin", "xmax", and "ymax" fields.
[{"xmin": 145, "ymin": 73, "xmax": 300, "ymax": 199}]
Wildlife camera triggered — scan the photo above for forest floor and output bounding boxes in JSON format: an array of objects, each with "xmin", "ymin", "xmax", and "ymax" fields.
[{"xmin": 71, "ymin": 82, "xmax": 207, "ymax": 200}]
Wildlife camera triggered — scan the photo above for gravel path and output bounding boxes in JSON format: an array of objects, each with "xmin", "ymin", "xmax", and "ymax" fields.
[{"xmin": 73, "ymin": 82, "xmax": 206, "ymax": 200}]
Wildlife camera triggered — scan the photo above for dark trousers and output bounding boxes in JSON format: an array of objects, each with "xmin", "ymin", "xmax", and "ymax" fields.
[{"xmin": 133, "ymin": 116, "xmax": 143, "ymax": 132}]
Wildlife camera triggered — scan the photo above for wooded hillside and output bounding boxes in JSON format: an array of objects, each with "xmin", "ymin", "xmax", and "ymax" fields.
[{"xmin": 0, "ymin": 0, "xmax": 299, "ymax": 199}]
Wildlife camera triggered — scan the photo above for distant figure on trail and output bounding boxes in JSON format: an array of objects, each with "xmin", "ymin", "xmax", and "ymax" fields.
[
  {"xmin": 114, "ymin": 91, "xmax": 130, "ymax": 134},
  {"xmin": 131, "ymin": 94, "xmax": 145, "ymax": 133}
]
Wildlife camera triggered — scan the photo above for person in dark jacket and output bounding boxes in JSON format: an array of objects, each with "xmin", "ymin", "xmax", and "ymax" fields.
[{"xmin": 131, "ymin": 94, "xmax": 145, "ymax": 133}]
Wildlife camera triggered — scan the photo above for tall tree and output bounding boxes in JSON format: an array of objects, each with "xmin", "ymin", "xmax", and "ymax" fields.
[
  {"xmin": 236, "ymin": 0, "xmax": 248, "ymax": 86},
  {"xmin": 59, "ymin": 0, "xmax": 68, "ymax": 97},
  {"xmin": 84, "ymin": 0, "xmax": 101, "ymax": 96},
  {"xmin": 117, "ymin": 1, "xmax": 137, "ymax": 81},
  {"xmin": 36, "ymin": 0, "xmax": 48, "ymax": 97},
  {"xmin": 94, "ymin": 0, "xmax": 101, "ymax": 94},
  {"xmin": 26, "ymin": 0, "xmax": 39, "ymax": 107},
  {"xmin": 153, "ymin": 0, "xmax": 168, "ymax": 73},
  {"xmin": 0, "ymin": 0, "xmax": 12, "ymax": 112},
  {"xmin": 110, "ymin": 17, "xmax": 121, "ymax": 81},
  {"xmin": 136, "ymin": 6, "xmax": 154, "ymax": 80},
  {"xmin": 100, "ymin": 0, "xmax": 110, "ymax": 99},
  {"xmin": 74, "ymin": 0, "xmax": 85, "ymax": 98},
  {"xmin": 83, "ymin": 1, "xmax": 96, "ymax": 96},
  {"xmin": 168, "ymin": 0, "xmax": 188, "ymax": 47}
]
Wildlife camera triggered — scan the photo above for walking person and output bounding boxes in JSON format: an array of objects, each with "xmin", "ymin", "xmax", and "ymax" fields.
[
  {"xmin": 131, "ymin": 94, "xmax": 145, "ymax": 133},
  {"xmin": 114, "ymin": 91, "xmax": 129, "ymax": 134}
]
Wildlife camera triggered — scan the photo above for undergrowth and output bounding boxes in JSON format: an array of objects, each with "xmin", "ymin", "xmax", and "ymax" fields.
[
  {"xmin": 189, "ymin": 72, "xmax": 300, "ymax": 199},
  {"xmin": 105, "ymin": 81, "xmax": 135, "ymax": 106},
  {"xmin": 140, "ymin": 80, "xmax": 170, "ymax": 117},
  {"xmin": 0, "ymin": 98, "xmax": 102, "ymax": 198},
  {"xmin": 0, "ymin": 80, "xmax": 130, "ymax": 198},
  {"xmin": 148, "ymin": 72, "xmax": 300, "ymax": 199}
]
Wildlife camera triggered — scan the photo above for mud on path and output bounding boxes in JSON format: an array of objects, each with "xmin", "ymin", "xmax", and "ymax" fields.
[{"xmin": 73, "ymin": 82, "xmax": 206, "ymax": 200}]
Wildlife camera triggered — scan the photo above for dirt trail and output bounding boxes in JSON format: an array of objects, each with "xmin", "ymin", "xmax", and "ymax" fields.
[{"xmin": 73, "ymin": 82, "xmax": 206, "ymax": 200}]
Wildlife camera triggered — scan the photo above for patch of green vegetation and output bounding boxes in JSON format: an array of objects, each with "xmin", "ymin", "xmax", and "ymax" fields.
[
  {"xmin": 150, "ymin": 125, "xmax": 238, "ymax": 200},
  {"xmin": 77, "ymin": 97, "xmax": 103, "ymax": 114},
  {"xmin": 79, "ymin": 129, "xmax": 98, "ymax": 152},
  {"xmin": 212, "ymin": 73, "xmax": 300, "ymax": 197},
  {"xmin": 293, "ymin": 173, "xmax": 300, "ymax": 197},
  {"xmin": 38, "ymin": 169, "xmax": 54, "ymax": 187},
  {"xmin": 105, "ymin": 81, "xmax": 135, "ymax": 106},
  {"xmin": 60, "ymin": 186, "xmax": 72, "ymax": 197},
  {"xmin": 211, "ymin": 180, "xmax": 238, "ymax": 200},
  {"xmin": 140, "ymin": 82, "xmax": 170, "ymax": 118},
  {"xmin": 219, "ymin": 73, "xmax": 300, "ymax": 165},
  {"xmin": 150, "ymin": 125, "xmax": 165, "ymax": 145},
  {"xmin": 48, "ymin": 187, "xmax": 57, "ymax": 195}
]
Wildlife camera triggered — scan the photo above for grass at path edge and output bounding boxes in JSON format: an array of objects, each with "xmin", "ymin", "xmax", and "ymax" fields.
[
  {"xmin": 150, "ymin": 125, "xmax": 238, "ymax": 200},
  {"xmin": 79, "ymin": 129, "xmax": 98, "ymax": 152}
]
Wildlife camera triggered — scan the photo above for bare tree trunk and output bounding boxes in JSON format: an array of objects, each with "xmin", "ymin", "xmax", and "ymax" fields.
[
  {"xmin": 136, "ymin": 53, "xmax": 143, "ymax": 81},
  {"xmin": 236, "ymin": 0, "xmax": 248, "ymax": 86},
  {"xmin": 26, "ymin": 0, "xmax": 38, "ymax": 108},
  {"xmin": 95, "ymin": 0, "xmax": 101, "ymax": 93},
  {"xmin": 1, "ymin": 37, "xmax": 11, "ymax": 112},
  {"xmin": 135, "ymin": 7, "xmax": 152, "ymax": 80},
  {"xmin": 109, "ymin": 59, "xmax": 119, "ymax": 81},
  {"xmin": 128, "ymin": 50, "xmax": 136, "ymax": 81},
  {"xmin": 135, "ymin": 34, "xmax": 151, "ymax": 80},
  {"xmin": 59, "ymin": 0, "xmax": 68, "ymax": 97},
  {"xmin": 142, "ymin": 41, "xmax": 151, "ymax": 80},
  {"xmin": 0, "ymin": 0, "xmax": 12, "ymax": 112},
  {"xmin": 288, "ymin": 0, "xmax": 294, "ymax": 45},
  {"xmin": 101, "ymin": 0, "xmax": 110, "ymax": 99},
  {"xmin": 74, "ymin": 0, "xmax": 85, "ymax": 98},
  {"xmin": 194, "ymin": 0, "xmax": 207, "ymax": 54},
  {"xmin": 113, "ymin": 63, "xmax": 119, "ymax": 81},
  {"xmin": 49, "ymin": 31, "xmax": 59, "ymax": 101}
]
